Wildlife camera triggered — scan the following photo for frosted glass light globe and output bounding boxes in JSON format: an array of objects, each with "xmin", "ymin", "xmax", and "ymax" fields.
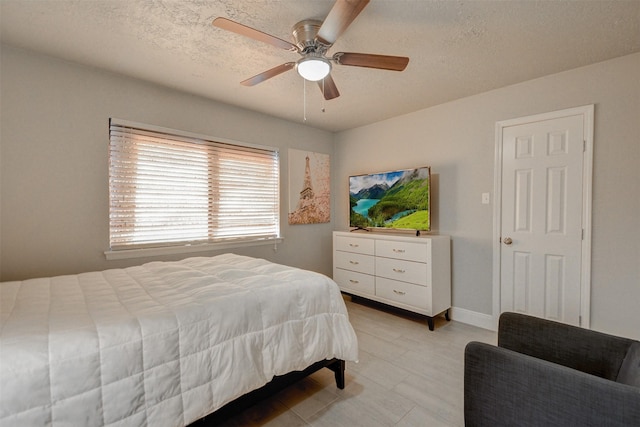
[{"xmin": 297, "ymin": 57, "xmax": 331, "ymax": 81}]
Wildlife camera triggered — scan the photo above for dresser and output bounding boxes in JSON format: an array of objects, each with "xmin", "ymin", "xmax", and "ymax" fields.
[{"xmin": 333, "ymin": 231, "xmax": 451, "ymax": 330}]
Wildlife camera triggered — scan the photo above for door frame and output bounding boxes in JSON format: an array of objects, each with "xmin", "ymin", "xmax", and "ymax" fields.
[{"xmin": 492, "ymin": 105, "xmax": 594, "ymax": 329}]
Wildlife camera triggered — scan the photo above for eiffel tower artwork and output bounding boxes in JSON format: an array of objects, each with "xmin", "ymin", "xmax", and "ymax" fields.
[{"xmin": 288, "ymin": 149, "xmax": 330, "ymax": 225}]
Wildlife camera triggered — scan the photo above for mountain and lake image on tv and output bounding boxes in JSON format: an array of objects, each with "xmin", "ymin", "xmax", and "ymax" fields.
[{"xmin": 349, "ymin": 167, "xmax": 431, "ymax": 232}]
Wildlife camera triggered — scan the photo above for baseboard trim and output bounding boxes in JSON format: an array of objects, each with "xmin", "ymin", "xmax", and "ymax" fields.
[{"xmin": 451, "ymin": 306, "xmax": 496, "ymax": 331}]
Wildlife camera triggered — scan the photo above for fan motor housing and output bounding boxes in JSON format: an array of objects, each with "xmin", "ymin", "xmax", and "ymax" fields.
[{"xmin": 292, "ymin": 19, "xmax": 324, "ymax": 53}]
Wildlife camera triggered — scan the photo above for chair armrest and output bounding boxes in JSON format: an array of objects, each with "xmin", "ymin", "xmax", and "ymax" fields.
[
  {"xmin": 498, "ymin": 312, "xmax": 635, "ymax": 380},
  {"xmin": 464, "ymin": 342, "xmax": 640, "ymax": 427}
]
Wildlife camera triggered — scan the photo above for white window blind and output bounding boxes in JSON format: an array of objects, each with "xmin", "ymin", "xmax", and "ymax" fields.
[{"xmin": 108, "ymin": 120, "xmax": 280, "ymax": 251}]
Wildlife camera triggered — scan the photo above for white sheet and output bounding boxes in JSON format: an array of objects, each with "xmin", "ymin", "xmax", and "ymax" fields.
[{"xmin": 0, "ymin": 254, "xmax": 358, "ymax": 426}]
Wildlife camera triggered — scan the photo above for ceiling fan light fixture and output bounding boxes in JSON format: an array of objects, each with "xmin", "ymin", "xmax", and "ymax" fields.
[{"xmin": 296, "ymin": 56, "xmax": 331, "ymax": 81}]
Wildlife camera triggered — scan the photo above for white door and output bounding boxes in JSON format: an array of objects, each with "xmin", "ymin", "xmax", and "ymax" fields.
[{"xmin": 496, "ymin": 107, "xmax": 593, "ymax": 326}]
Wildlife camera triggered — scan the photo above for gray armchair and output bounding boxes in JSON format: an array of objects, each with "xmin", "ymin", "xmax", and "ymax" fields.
[{"xmin": 464, "ymin": 312, "xmax": 640, "ymax": 427}]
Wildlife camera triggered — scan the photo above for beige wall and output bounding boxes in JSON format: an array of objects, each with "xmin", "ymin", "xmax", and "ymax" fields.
[
  {"xmin": 0, "ymin": 46, "xmax": 335, "ymax": 280},
  {"xmin": 333, "ymin": 53, "xmax": 640, "ymax": 339}
]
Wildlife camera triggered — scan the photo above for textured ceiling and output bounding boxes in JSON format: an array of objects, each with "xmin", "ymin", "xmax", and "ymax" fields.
[{"xmin": 1, "ymin": 0, "xmax": 639, "ymax": 132}]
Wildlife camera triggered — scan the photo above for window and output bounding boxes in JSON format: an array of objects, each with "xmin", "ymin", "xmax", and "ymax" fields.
[{"xmin": 108, "ymin": 119, "xmax": 280, "ymax": 255}]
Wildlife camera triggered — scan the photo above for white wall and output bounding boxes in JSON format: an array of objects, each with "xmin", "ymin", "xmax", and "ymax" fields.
[
  {"xmin": 334, "ymin": 53, "xmax": 640, "ymax": 339},
  {"xmin": 0, "ymin": 45, "xmax": 335, "ymax": 281},
  {"xmin": 2, "ymin": 45, "xmax": 638, "ymax": 340}
]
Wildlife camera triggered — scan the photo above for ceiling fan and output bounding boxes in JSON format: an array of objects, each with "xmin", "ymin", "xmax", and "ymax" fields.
[{"xmin": 212, "ymin": 0, "xmax": 409, "ymax": 100}]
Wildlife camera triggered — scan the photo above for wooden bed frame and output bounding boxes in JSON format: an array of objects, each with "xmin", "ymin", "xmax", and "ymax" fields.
[{"xmin": 189, "ymin": 358, "xmax": 345, "ymax": 425}]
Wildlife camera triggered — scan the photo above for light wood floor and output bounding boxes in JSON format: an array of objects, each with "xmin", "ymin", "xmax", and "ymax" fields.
[{"xmin": 219, "ymin": 295, "xmax": 497, "ymax": 426}]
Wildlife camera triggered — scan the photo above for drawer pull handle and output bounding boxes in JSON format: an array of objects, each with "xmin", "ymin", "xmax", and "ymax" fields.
[
  {"xmin": 393, "ymin": 290, "xmax": 406, "ymax": 295},
  {"xmin": 349, "ymin": 279, "xmax": 359, "ymax": 284},
  {"xmin": 393, "ymin": 268, "xmax": 406, "ymax": 273},
  {"xmin": 349, "ymin": 243, "xmax": 359, "ymax": 247},
  {"xmin": 349, "ymin": 260, "xmax": 359, "ymax": 265},
  {"xmin": 393, "ymin": 249, "xmax": 405, "ymax": 253}
]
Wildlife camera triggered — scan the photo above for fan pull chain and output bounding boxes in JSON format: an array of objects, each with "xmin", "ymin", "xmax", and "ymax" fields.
[
  {"xmin": 322, "ymin": 79, "xmax": 326, "ymax": 113},
  {"xmin": 303, "ymin": 78, "xmax": 307, "ymax": 122},
  {"xmin": 303, "ymin": 78, "xmax": 328, "ymax": 121}
]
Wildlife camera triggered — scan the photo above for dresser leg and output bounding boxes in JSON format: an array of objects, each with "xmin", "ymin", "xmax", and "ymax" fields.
[
  {"xmin": 427, "ymin": 317, "xmax": 434, "ymax": 331},
  {"xmin": 445, "ymin": 309, "xmax": 450, "ymax": 321}
]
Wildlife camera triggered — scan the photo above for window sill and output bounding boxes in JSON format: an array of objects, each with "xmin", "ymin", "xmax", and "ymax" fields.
[{"xmin": 104, "ymin": 237, "xmax": 284, "ymax": 261}]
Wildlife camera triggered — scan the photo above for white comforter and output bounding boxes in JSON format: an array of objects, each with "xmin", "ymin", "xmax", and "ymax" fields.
[{"xmin": 0, "ymin": 254, "xmax": 358, "ymax": 426}]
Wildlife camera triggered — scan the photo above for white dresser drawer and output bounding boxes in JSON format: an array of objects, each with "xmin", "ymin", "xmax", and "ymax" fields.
[
  {"xmin": 375, "ymin": 257, "xmax": 428, "ymax": 285},
  {"xmin": 334, "ymin": 251, "xmax": 375, "ymax": 274},
  {"xmin": 376, "ymin": 277, "xmax": 430, "ymax": 311},
  {"xmin": 334, "ymin": 269, "xmax": 375, "ymax": 295},
  {"xmin": 376, "ymin": 239, "xmax": 428, "ymax": 263},
  {"xmin": 335, "ymin": 235, "xmax": 375, "ymax": 255}
]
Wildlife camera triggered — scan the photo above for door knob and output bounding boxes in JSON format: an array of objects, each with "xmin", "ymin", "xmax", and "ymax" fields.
[{"xmin": 503, "ymin": 237, "xmax": 513, "ymax": 245}]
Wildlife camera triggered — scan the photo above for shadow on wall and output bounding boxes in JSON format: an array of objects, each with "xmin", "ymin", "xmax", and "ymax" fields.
[{"xmin": 428, "ymin": 162, "xmax": 460, "ymax": 233}]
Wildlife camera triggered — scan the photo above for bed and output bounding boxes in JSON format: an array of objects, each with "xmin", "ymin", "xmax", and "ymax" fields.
[{"xmin": 0, "ymin": 253, "xmax": 358, "ymax": 426}]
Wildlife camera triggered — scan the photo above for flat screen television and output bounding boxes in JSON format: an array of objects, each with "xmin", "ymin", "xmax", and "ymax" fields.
[{"xmin": 349, "ymin": 166, "xmax": 431, "ymax": 232}]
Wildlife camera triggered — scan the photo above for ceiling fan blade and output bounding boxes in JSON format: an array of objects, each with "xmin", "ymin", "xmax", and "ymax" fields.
[
  {"xmin": 213, "ymin": 17, "xmax": 297, "ymax": 52},
  {"xmin": 241, "ymin": 62, "xmax": 296, "ymax": 86},
  {"xmin": 317, "ymin": 75, "xmax": 340, "ymax": 100},
  {"xmin": 333, "ymin": 52, "xmax": 409, "ymax": 71},
  {"xmin": 316, "ymin": 0, "xmax": 370, "ymax": 45}
]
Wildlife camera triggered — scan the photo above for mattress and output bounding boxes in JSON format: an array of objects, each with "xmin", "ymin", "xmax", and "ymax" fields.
[{"xmin": 0, "ymin": 254, "xmax": 358, "ymax": 426}]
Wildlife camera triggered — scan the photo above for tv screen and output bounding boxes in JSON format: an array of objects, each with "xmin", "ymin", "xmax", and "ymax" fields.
[{"xmin": 349, "ymin": 166, "xmax": 431, "ymax": 232}]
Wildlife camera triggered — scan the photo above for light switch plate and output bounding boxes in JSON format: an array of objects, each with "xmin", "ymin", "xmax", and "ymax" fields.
[{"xmin": 482, "ymin": 192, "xmax": 490, "ymax": 204}]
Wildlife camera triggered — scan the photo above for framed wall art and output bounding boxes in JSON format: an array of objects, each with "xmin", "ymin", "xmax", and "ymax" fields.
[{"xmin": 288, "ymin": 149, "xmax": 330, "ymax": 225}]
